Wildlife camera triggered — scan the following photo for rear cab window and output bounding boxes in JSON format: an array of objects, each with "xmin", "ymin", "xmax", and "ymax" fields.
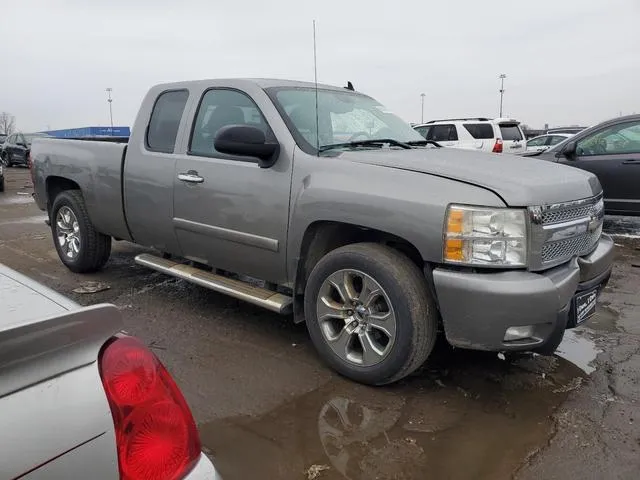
[
  {"xmin": 463, "ymin": 123, "xmax": 495, "ymax": 139},
  {"xmin": 146, "ymin": 90, "xmax": 189, "ymax": 153},
  {"xmin": 499, "ymin": 123, "xmax": 523, "ymax": 141}
]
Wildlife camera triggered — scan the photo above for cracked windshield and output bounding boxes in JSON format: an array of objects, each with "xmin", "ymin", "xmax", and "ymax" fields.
[{"xmin": 1, "ymin": 1, "xmax": 639, "ymax": 479}]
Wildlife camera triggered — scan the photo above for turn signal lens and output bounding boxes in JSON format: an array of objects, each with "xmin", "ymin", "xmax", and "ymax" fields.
[{"xmin": 445, "ymin": 238, "xmax": 465, "ymax": 261}]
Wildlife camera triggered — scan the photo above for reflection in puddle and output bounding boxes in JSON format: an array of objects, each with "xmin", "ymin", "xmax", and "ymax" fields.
[
  {"xmin": 201, "ymin": 349, "xmax": 587, "ymax": 480},
  {"xmin": 555, "ymin": 330, "xmax": 601, "ymax": 374}
]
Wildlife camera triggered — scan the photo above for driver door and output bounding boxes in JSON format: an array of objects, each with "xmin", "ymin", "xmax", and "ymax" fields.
[
  {"xmin": 558, "ymin": 119, "xmax": 640, "ymax": 215},
  {"xmin": 172, "ymin": 87, "xmax": 292, "ymax": 284}
]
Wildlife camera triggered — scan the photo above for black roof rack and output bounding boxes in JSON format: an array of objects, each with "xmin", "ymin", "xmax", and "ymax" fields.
[{"xmin": 424, "ymin": 117, "xmax": 490, "ymax": 124}]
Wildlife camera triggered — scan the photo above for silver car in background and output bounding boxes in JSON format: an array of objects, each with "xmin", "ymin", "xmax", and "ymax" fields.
[{"xmin": 0, "ymin": 264, "xmax": 220, "ymax": 480}]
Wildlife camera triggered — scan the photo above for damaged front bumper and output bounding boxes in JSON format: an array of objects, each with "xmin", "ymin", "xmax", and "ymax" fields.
[{"xmin": 431, "ymin": 234, "xmax": 614, "ymax": 352}]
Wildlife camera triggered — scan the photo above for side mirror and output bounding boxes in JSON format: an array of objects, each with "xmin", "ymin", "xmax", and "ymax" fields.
[
  {"xmin": 214, "ymin": 125, "xmax": 279, "ymax": 168},
  {"xmin": 562, "ymin": 141, "xmax": 577, "ymax": 159}
]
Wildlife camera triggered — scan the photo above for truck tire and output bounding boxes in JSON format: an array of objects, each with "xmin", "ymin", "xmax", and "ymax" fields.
[
  {"xmin": 304, "ymin": 243, "xmax": 437, "ymax": 385},
  {"xmin": 51, "ymin": 190, "xmax": 111, "ymax": 273}
]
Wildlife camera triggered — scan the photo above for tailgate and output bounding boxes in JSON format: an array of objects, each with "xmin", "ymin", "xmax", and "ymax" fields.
[{"xmin": 498, "ymin": 122, "xmax": 526, "ymax": 154}]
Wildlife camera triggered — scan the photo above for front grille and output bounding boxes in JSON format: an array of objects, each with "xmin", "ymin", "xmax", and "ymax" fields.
[
  {"xmin": 529, "ymin": 194, "xmax": 603, "ymax": 269},
  {"xmin": 541, "ymin": 204, "xmax": 595, "ymax": 225},
  {"xmin": 541, "ymin": 229, "xmax": 601, "ymax": 263}
]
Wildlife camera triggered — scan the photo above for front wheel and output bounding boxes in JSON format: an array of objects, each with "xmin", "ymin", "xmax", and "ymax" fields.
[
  {"xmin": 51, "ymin": 190, "xmax": 112, "ymax": 273},
  {"xmin": 304, "ymin": 243, "xmax": 438, "ymax": 385}
]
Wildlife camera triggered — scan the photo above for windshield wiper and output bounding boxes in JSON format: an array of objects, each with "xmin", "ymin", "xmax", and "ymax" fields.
[
  {"xmin": 406, "ymin": 140, "xmax": 442, "ymax": 147},
  {"xmin": 318, "ymin": 138, "xmax": 413, "ymax": 152}
]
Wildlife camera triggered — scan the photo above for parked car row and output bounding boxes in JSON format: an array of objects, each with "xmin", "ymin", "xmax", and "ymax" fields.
[
  {"xmin": 526, "ymin": 114, "xmax": 640, "ymax": 216},
  {"xmin": 411, "ymin": 113, "xmax": 639, "ymax": 216},
  {"xmin": 412, "ymin": 117, "xmax": 526, "ymax": 154},
  {"xmin": 0, "ymin": 132, "xmax": 50, "ymax": 167}
]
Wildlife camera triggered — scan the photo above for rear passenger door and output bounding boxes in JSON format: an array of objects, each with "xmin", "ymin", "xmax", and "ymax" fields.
[
  {"xmin": 124, "ymin": 89, "xmax": 190, "ymax": 255},
  {"xmin": 426, "ymin": 124, "xmax": 458, "ymax": 147},
  {"xmin": 462, "ymin": 123, "xmax": 495, "ymax": 151},
  {"xmin": 172, "ymin": 88, "xmax": 292, "ymax": 283},
  {"xmin": 5, "ymin": 134, "xmax": 18, "ymax": 163}
]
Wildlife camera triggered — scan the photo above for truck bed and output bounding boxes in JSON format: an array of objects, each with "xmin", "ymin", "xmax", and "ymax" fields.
[{"xmin": 31, "ymin": 137, "xmax": 132, "ymax": 242}]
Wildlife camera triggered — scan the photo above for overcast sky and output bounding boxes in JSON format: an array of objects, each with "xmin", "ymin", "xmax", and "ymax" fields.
[{"xmin": 1, "ymin": 0, "xmax": 638, "ymax": 132}]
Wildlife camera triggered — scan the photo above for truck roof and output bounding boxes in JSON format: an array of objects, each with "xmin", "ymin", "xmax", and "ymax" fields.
[{"xmin": 152, "ymin": 77, "xmax": 356, "ymax": 93}]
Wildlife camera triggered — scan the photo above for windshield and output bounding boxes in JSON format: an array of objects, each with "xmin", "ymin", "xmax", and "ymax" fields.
[{"xmin": 270, "ymin": 88, "xmax": 423, "ymax": 152}]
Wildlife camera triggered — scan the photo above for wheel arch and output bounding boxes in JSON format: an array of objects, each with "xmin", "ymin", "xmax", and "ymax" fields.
[
  {"xmin": 292, "ymin": 220, "xmax": 427, "ymax": 324},
  {"xmin": 46, "ymin": 176, "xmax": 82, "ymax": 218}
]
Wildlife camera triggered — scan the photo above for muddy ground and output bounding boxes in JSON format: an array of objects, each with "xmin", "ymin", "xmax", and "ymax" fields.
[{"xmin": 1, "ymin": 168, "xmax": 638, "ymax": 480}]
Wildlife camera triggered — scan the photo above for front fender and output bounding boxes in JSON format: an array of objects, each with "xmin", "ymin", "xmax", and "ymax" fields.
[{"xmin": 287, "ymin": 154, "xmax": 506, "ymax": 281}]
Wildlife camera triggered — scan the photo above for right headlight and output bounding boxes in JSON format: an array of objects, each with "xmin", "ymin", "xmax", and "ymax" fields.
[{"xmin": 443, "ymin": 205, "xmax": 528, "ymax": 267}]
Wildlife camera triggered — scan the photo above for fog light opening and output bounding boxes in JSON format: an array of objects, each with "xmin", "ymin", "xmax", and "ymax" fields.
[{"xmin": 504, "ymin": 325, "xmax": 535, "ymax": 342}]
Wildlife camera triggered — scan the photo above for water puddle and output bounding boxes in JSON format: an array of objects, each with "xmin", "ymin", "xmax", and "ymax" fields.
[
  {"xmin": 555, "ymin": 330, "xmax": 601, "ymax": 375},
  {"xmin": 200, "ymin": 348, "xmax": 586, "ymax": 480}
]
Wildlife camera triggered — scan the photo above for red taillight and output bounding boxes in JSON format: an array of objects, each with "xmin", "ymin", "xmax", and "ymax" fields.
[
  {"xmin": 492, "ymin": 139, "xmax": 503, "ymax": 153},
  {"xmin": 99, "ymin": 336, "xmax": 201, "ymax": 480}
]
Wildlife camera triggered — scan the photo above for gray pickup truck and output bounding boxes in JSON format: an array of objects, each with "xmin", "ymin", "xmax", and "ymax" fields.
[{"xmin": 31, "ymin": 78, "xmax": 614, "ymax": 385}]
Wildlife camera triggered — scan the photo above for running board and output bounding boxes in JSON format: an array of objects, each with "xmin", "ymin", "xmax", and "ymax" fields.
[{"xmin": 135, "ymin": 253, "xmax": 292, "ymax": 314}]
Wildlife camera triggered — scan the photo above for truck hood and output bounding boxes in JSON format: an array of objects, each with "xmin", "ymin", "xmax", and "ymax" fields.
[{"xmin": 339, "ymin": 147, "xmax": 601, "ymax": 206}]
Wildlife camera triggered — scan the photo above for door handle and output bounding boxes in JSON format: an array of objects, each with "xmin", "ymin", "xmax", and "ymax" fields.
[
  {"xmin": 622, "ymin": 160, "xmax": 640, "ymax": 165},
  {"xmin": 178, "ymin": 172, "xmax": 204, "ymax": 183}
]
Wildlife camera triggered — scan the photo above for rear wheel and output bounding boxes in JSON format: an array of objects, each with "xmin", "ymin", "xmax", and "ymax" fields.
[
  {"xmin": 304, "ymin": 243, "xmax": 438, "ymax": 385},
  {"xmin": 51, "ymin": 190, "xmax": 111, "ymax": 273},
  {"xmin": 0, "ymin": 177, "xmax": 4, "ymax": 192}
]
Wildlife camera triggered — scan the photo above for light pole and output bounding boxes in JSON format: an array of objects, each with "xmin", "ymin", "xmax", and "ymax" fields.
[
  {"xmin": 498, "ymin": 74, "xmax": 507, "ymax": 118},
  {"xmin": 106, "ymin": 88, "xmax": 114, "ymax": 135},
  {"xmin": 420, "ymin": 93, "xmax": 425, "ymax": 123}
]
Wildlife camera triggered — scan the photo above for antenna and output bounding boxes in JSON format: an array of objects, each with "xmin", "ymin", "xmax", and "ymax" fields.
[{"xmin": 313, "ymin": 20, "xmax": 320, "ymax": 152}]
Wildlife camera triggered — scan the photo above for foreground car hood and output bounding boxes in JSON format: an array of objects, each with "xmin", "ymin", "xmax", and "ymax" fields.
[{"xmin": 341, "ymin": 147, "xmax": 601, "ymax": 206}]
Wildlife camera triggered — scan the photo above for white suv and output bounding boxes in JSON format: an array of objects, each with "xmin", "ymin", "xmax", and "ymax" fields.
[{"xmin": 413, "ymin": 117, "xmax": 526, "ymax": 154}]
